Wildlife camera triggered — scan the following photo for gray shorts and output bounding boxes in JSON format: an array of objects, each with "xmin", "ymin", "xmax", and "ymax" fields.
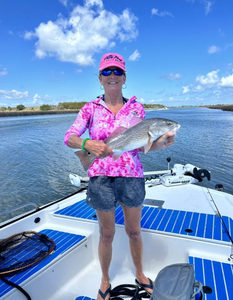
[{"xmin": 86, "ymin": 176, "xmax": 145, "ymax": 211}]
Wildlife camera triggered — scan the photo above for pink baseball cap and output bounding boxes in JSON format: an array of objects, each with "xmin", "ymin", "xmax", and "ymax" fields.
[{"xmin": 99, "ymin": 53, "xmax": 126, "ymax": 71}]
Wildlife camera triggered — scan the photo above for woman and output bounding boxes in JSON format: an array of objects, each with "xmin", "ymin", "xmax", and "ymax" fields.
[{"xmin": 64, "ymin": 53, "xmax": 176, "ymax": 300}]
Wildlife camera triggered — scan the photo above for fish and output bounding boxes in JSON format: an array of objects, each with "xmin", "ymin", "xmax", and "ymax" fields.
[{"xmin": 75, "ymin": 117, "xmax": 180, "ymax": 171}]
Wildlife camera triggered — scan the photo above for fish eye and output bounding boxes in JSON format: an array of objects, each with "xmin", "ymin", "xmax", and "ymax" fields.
[{"xmin": 166, "ymin": 121, "xmax": 172, "ymax": 126}]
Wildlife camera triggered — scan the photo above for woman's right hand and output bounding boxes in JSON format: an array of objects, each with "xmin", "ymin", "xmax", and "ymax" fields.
[{"xmin": 84, "ymin": 139, "xmax": 113, "ymax": 158}]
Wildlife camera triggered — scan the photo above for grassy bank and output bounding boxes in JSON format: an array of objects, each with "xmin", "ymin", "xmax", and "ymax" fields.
[
  {"xmin": 0, "ymin": 110, "xmax": 79, "ymax": 117},
  {"xmin": 0, "ymin": 102, "xmax": 167, "ymax": 117},
  {"xmin": 205, "ymin": 104, "xmax": 233, "ymax": 111},
  {"xmin": 1, "ymin": 103, "xmax": 232, "ymax": 117}
]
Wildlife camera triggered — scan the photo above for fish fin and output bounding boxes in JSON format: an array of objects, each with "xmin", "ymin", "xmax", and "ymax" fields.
[
  {"xmin": 112, "ymin": 154, "xmax": 122, "ymax": 161},
  {"xmin": 75, "ymin": 150, "xmax": 96, "ymax": 171},
  {"xmin": 105, "ymin": 117, "xmax": 143, "ymax": 143},
  {"xmin": 127, "ymin": 115, "xmax": 143, "ymax": 127},
  {"xmin": 105, "ymin": 126, "xmax": 128, "ymax": 143},
  {"xmin": 144, "ymin": 133, "xmax": 153, "ymax": 154}
]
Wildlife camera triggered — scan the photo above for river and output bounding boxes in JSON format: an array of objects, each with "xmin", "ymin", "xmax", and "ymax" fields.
[{"xmin": 1, "ymin": 107, "xmax": 233, "ymax": 223}]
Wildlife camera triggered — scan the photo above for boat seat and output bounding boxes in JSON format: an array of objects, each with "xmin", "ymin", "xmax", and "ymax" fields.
[
  {"xmin": 189, "ymin": 256, "xmax": 233, "ymax": 300},
  {"xmin": 54, "ymin": 200, "xmax": 233, "ymax": 243},
  {"xmin": 0, "ymin": 229, "xmax": 86, "ymax": 298}
]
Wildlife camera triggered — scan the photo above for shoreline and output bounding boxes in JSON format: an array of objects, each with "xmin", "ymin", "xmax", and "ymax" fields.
[
  {"xmin": 205, "ymin": 104, "xmax": 233, "ymax": 111},
  {"xmin": 0, "ymin": 110, "xmax": 79, "ymax": 118},
  {"xmin": 1, "ymin": 104, "xmax": 233, "ymax": 118}
]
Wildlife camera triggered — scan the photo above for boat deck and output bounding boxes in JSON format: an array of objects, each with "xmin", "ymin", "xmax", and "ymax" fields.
[
  {"xmin": 1, "ymin": 196, "xmax": 233, "ymax": 300},
  {"xmin": 75, "ymin": 253, "xmax": 233, "ymax": 300},
  {"xmin": 54, "ymin": 199, "xmax": 233, "ymax": 243}
]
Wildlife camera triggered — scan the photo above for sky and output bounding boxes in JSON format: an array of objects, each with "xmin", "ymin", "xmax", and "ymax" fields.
[{"xmin": 0, "ymin": 0, "xmax": 233, "ymax": 108}]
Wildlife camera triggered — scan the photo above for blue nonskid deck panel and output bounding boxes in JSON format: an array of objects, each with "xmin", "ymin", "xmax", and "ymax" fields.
[
  {"xmin": 189, "ymin": 256, "xmax": 233, "ymax": 300},
  {"xmin": 55, "ymin": 200, "xmax": 233, "ymax": 243},
  {"xmin": 75, "ymin": 297, "xmax": 96, "ymax": 300},
  {"xmin": 55, "ymin": 200, "xmax": 98, "ymax": 221},
  {"xmin": 0, "ymin": 229, "xmax": 86, "ymax": 298}
]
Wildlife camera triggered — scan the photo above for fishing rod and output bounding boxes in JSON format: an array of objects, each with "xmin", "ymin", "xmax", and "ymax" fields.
[
  {"xmin": 204, "ymin": 183, "xmax": 233, "ymax": 245},
  {"xmin": 195, "ymin": 168, "xmax": 233, "ymax": 245}
]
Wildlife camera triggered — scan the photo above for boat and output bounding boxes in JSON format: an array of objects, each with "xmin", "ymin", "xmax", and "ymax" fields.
[{"xmin": 0, "ymin": 158, "xmax": 233, "ymax": 300}]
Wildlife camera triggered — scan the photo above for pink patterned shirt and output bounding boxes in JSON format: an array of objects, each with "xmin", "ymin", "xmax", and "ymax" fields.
[{"xmin": 64, "ymin": 96, "xmax": 146, "ymax": 177}]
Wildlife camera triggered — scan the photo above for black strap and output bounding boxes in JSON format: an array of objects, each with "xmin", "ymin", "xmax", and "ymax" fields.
[
  {"xmin": 110, "ymin": 284, "xmax": 150, "ymax": 300},
  {"xmin": 0, "ymin": 276, "xmax": 32, "ymax": 300}
]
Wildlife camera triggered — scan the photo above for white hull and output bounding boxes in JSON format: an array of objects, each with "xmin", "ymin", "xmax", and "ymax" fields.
[{"xmin": 1, "ymin": 163, "xmax": 233, "ymax": 300}]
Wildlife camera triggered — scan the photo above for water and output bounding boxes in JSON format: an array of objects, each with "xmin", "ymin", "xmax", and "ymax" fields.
[{"xmin": 1, "ymin": 107, "xmax": 233, "ymax": 223}]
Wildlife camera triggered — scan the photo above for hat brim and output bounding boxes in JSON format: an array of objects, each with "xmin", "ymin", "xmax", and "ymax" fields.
[{"xmin": 99, "ymin": 61, "xmax": 126, "ymax": 72}]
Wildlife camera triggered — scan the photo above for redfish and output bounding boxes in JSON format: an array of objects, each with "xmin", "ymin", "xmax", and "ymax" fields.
[{"xmin": 75, "ymin": 117, "xmax": 180, "ymax": 171}]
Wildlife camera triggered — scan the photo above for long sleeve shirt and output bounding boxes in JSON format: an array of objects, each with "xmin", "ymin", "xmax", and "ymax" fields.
[{"xmin": 64, "ymin": 95, "xmax": 146, "ymax": 177}]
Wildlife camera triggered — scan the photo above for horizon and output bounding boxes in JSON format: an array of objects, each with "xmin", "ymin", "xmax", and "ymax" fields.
[{"xmin": 0, "ymin": 0, "xmax": 233, "ymax": 107}]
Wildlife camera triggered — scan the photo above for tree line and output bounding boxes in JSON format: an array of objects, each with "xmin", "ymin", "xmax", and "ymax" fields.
[{"xmin": 0, "ymin": 102, "xmax": 166, "ymax": 112}]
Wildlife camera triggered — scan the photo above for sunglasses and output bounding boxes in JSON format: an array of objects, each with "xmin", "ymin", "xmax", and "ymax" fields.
[{"xmin": 100, "ymin": 68, "xmax": 125, "ymax": 76}]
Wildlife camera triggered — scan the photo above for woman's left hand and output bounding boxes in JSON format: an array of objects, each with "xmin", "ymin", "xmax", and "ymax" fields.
[{"xmin": 150, "ymin": 131, "xmax": 176, "ymax": 151}]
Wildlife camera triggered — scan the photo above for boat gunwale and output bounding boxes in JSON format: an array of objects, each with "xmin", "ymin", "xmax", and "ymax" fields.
[{"xmin": 0, "ymin": 188, "xmax": 87, "ymax": 230}]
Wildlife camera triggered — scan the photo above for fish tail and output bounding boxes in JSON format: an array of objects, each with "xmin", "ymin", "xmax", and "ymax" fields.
[{"xmin": 75, "ymin": 150, "xmax": 96, "ymax": 171}]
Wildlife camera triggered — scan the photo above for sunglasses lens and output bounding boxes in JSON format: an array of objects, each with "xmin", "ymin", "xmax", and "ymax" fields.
[
  {"xmin": 101, "ymin": 69, "xmax": 124, "ymax": 76},
  {"xmin": 113, "ymin": 69, "xmax": 124, "ymax": 76},
  {"xmin": 101, "ymin": 69, "xmax": 112, "ymax": 76}
]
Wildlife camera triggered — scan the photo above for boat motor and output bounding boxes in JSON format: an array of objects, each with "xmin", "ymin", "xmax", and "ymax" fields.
[
  {"xmin": 69, "ymin": 173, "xmax": 89, "ymax": 187},
  {"xmin": 160, "ymin": 163, "xmax": 211, "ymax": 187}
]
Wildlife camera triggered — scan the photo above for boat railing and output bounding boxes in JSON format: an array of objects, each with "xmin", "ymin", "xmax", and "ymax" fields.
[
  {"xmin": 143, "ymin": 170, "xmax": 171, "ymax": 176},
  {"xmin": 0, "ymin": 202, "xmax": 39, "ymax": 218}
]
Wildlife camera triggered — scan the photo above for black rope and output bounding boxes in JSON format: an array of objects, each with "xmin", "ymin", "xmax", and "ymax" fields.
[
  {"xmin": 110, "ymin": 284, "xmax": 150, "ymax": 300},
  {"xmin": 0, "ymin": 276, "xmax": 32, "ymax": 300}
]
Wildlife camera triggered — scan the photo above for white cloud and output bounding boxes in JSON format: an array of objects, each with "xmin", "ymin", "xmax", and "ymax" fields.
[
  {"xmin": 182, "ymin": 86, "xmax": 190, "ymax": 94},
  {"xmin": 167, "ymin": 73, "xmax": 181, "ymax": 80},
  {"xmin": 33, "ymin": 93, "xmax": 43, "ymax": 104},
  {"xmin": 208, "ymin": 45, "xmax": 220, "ymax": 54},
  {"xmin": 24, "ymin": 0, "xmax": 138, "ymax": 66},
  {"xmin": 203, "ymin": 0, "xmax": 214, "ymax": 14},
  {"xmin": 129, "ymin": 49, "xmax": 141, "ymax": 61},
  {"xmin": 0, "ymin": 67, "xmax": 7, "ymax": 77},
  {"xmin": 85, "ymin": 0, "xmax": 103, "ymax": 9},
  {"xmin": 0, "ymin": 89, "xmax": 29, "ymax": 100},
  {"xmin": 218, "ymin": 28, "xmax": 226, "ymax": 38},
  {"xmin": 224, "ymin": 43, "xmax": 233, "ymax": 51},
  {"xmin": 58, "ymin": 0, "xmax": 68, "ymax": 7},
  {"xmin": 220, "ymin": 74, "xmax": 233, "ymax": 88},
  {"xmin": 196, "ymin": 70, "xmax": 219, "ymax": 85},
  {"xmin": 151, "ymin": 8, "xmax": 174, "ymax": 18},
  {"xmin": 188, "ymin": 70, "xmax": 233, "ymax": 95},
  {"xmin": 186, "ymin": 0, "xmax": 214, "ymax": 15},
  {"xmin": 160, "ymin": 73, "xmax": 182, "ymax": 80},
  {"xmin": 194, "ymin": 84, "xmax": 205, "ymax": 91}
]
